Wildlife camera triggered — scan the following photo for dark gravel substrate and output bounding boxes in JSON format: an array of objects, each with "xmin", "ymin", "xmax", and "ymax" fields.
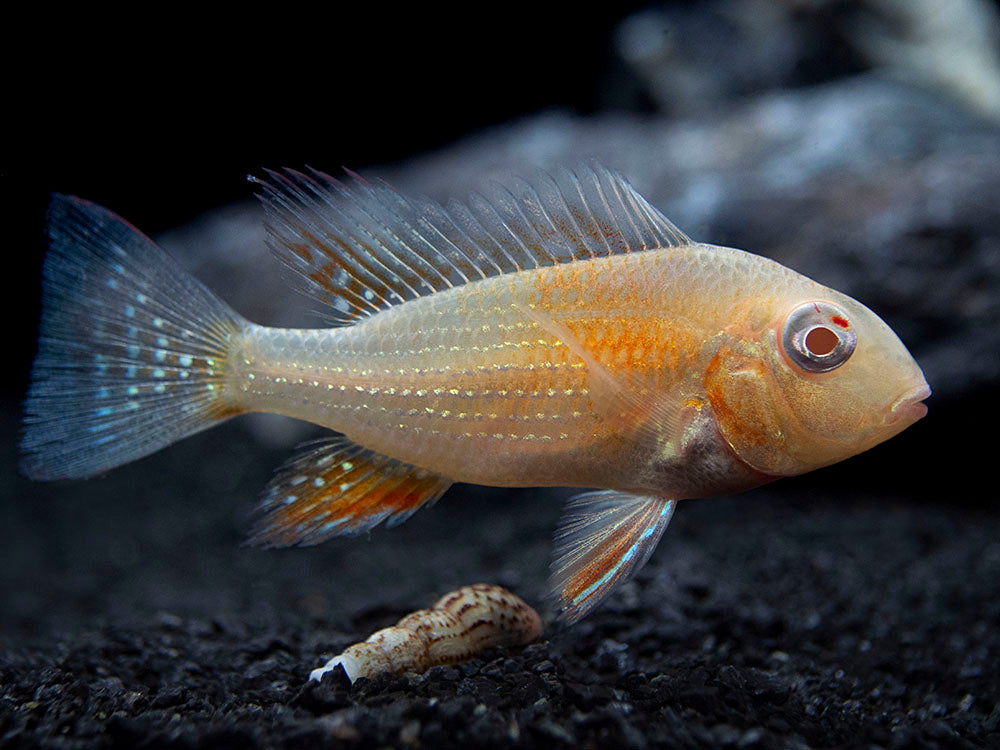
[{"xmin": 2, "ymin": 411, "xmax": 997, "ymax": 747}]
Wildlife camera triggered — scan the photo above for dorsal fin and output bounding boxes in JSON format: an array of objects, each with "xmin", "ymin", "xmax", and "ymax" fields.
[{"xmin": 258, "ymin": 163, "xmax": 691, "ymax": 325}]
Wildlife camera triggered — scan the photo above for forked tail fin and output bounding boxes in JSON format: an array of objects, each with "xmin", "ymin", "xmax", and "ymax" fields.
[{"xmin": 21, "ymin": 195, "xmax": 247, "ymax": 480}]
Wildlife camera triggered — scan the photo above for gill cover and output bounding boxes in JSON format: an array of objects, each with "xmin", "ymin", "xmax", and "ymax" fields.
[{"xmin": 704, "ymin": 337, "xmax": 798, "ymax": 476}]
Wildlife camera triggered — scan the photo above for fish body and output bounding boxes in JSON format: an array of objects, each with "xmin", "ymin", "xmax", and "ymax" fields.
[
  {"xmin": 232, "ymin": 245, "xmax": 765, "ymax": 494},
  {"xmin": 22, "ymin": 165, "xmax": 929, "ymax": 622}
]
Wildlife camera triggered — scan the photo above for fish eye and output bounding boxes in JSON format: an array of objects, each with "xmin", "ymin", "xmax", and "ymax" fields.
[{"xmin": 781, "ymin": 301, "xmax": 857, "ymax": 373}]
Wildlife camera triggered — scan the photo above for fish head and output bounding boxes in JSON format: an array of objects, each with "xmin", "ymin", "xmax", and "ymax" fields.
[{"xmin": 704, "ymin": 288, "xmax": 929, "ymax": 478}]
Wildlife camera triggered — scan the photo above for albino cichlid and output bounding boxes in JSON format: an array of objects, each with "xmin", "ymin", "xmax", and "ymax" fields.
[{"xmin": 22, "ymin": 164, "xmax": 930, "ymax": 623}]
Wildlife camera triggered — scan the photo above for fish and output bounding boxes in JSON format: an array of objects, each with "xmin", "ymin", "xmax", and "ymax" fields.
[{"xmin": 22, "ymin": 163, "xmax": 930, "ymax": 624}]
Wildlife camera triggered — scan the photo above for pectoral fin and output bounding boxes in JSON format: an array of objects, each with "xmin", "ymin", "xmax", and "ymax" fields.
[{"xmin": 551, "ymin": 491, "xmax": 676, "ymax": 624}]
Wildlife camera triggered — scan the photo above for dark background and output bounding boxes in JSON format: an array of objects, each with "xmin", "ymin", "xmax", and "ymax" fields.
[
  {"xmin": 4, "ymin": 2, "xmax": 999, "ymax": 747},
  {"xmin": 8, "ymin": 4, "xmax": 642, "ymax": 395}
]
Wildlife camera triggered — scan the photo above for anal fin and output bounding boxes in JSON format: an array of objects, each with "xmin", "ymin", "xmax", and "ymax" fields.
[
  {"xmin": 551, "ymin": 491, "xmax": 676, "ymax": 624},
  {"xmin": 248, "ymin": 436, "xmax": 452, "ymax": 547}
]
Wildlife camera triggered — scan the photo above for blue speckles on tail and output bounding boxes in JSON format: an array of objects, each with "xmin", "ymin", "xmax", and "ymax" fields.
[{"xmin": 21, "ymin": 195, "xmax": 246, "ymax": 480}]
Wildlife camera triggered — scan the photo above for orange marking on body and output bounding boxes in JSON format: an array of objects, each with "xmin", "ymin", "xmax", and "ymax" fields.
[{"xmin": 704, "ymin": 349, "xmax": 769, "ymax": 449}]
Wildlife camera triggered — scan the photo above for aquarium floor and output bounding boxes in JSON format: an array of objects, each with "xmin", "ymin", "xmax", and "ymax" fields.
[{"xmin": 1, "ymin": 425, "xmax": 997, "ymax": 749}]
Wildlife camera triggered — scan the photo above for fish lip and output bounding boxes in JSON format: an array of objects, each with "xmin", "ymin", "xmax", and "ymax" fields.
[{"xmin": 888, "ymin": 383, "xmax": 931, "ymax": 424}]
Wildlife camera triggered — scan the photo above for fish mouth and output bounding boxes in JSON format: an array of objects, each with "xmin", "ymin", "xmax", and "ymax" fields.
[{"xmin": 887, "ymin": 383, "xmax": 931, "ymax": 424}]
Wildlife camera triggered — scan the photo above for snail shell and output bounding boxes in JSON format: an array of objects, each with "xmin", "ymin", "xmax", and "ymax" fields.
[{"xmin": 309, "ymin": 584, "xmax": 542, "ymax": 683}]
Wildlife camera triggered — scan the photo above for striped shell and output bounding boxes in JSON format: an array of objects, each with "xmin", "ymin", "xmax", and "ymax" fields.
[{"xmin": 308, "ymin": 584, "xmax": 542, "ymax": 683}]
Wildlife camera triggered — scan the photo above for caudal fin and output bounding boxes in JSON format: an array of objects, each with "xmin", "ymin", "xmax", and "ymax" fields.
[{"xmin": 21, "ymin": 195, "xmax": 246, "ymax": 480}]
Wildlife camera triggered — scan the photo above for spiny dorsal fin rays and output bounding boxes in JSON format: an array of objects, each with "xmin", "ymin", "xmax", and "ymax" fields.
[
  {"xmin": 260, "ymin": 169, "xmax": 437, "ymax": 321},
  {"xmin": 258, "ymin": 170, "xmax": 384, "ymax": 319},
  {"xmin": 258, "ymin": 162, "xmax": 692, "ymax": 325},
  {"xmin": 322, "ymin": 173, "xmax": 463, "ymax": 291},
  {"xmin": 458, "ymin": 189, "xmax": 547, "ymax": 271},
  {"xmin": 289, "ymin": 168, "xmax": 434, "ymax": 304},
  {"xmin": 430, "ymin": 198, "xmax": 512, "ymax": 277},
  {"xmin": 523, "ymin": 174, "xmax": 603, "ymax": 260},
  {"xmin": 264, "ymin": 168, "xmax": 456, "ymax": 318},
  {"xmin": 357, "ymin": 178, "xmax": 498, "ymax": 284}
]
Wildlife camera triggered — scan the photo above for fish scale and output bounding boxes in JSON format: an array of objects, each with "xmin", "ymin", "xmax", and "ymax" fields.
[
  {"xmin": 225, "ymin": 254, "xmax": 705, "ymax": 488},
  {"xmin": 22, "ymin": 163, "xmax": 929, "ymax": 625},
  {"xmin": 229, "ymin": 311, "xmax": 595, "ymax": 484}
]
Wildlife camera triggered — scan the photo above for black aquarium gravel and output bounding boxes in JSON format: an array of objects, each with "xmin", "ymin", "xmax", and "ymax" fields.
[{"xmin": 2, "ymin": 438, "xmax": 997, "ymax": 748}]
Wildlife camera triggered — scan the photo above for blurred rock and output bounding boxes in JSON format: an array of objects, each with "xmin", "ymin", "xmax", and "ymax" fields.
[
  {"xmin": 852, "ymin": 0, "xmax": 1000, "ymax": 120},
  {"xmin": 613, "ymin": 0, "xmax": 1000, "ymax": 121},
  {"xmin": 613, "ymin": 0, "xmax": 858, "ymax": 113}
]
